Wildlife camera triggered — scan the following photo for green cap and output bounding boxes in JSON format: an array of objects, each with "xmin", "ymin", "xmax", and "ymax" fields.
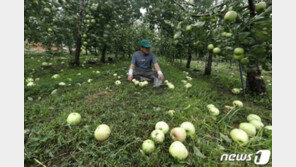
[{"xmin": 139, "ymin": 40, "xmax": 151, "ymax": 48}]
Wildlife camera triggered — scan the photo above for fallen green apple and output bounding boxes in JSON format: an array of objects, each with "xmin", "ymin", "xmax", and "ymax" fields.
[
  {"xmin": 66, "ymin": 113, "xmax": 81, "ymax": 125},
  {"xmin": 142, "ymin": 139, "xmax": 155, "ymax": 154},
  {"xmin": 230, "ymin": 128, "xmax": 249, "ymax": 145},
  {"xmin": 94, "ymin": 124, "xmax": 111, "ymax": 141},
  {"xmin": 155, "ymin": 121, "xmax": 170, "ymax": 134},
  {"xmin": 180, "ymin": 122, "xmax": 195, "ymax": 137},
  {"xmin": 247, "ymin": 114, "xmax": 261, "ymax": 122},
  {"xmin": 233, "ymin": 100, "xmax": 243, "ymax": 108},
  {"xmin": 249, "ymin": 120, "xmax": 264, "ymax": 130},
  {"xmin": 239, "ymin": 122, "xmax": 257, "ymax": 136},
  {"xmin": 151, "ymin": 129, "xmax": 165, "ymax": 143},
  {"xmin": 170, "ymin": 127, "xmax": 186, "ymax": 142},
  {"xmin": 169, "ymin": 141, "xmax": 188, "ymax": 160}
]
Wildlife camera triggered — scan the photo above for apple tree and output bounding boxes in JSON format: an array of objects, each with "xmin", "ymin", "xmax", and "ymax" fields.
[{"xmin": 171, "ymin": 0, "xmax": 272, "ymax": 94}]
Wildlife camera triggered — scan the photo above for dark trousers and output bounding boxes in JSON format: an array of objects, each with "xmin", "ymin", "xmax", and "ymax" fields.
[{"xmin": 133, "ymin": 71, "xmax": 158, "ymax": 82}]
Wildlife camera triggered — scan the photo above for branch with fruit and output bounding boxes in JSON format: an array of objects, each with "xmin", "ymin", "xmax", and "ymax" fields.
[{"xmin": 173, "ymin": 0, "xmax": 272, "ymax": 17}]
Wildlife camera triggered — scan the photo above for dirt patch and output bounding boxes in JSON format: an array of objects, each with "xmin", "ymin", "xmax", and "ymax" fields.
[{"xmin": 84, "ymin": 91, "xmax": 111, "ymax": 104}]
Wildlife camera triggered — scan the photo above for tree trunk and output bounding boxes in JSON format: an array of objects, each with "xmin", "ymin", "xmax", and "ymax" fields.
[
  {"xmin": 74, "ymin": 0, "xmax": 84, "ymax": 66},
  {"xmin": 246, "ymin": 67, "xmax": 266, "ymax": 93},
  {"xmin": 46, "ymin": 44, "xmax": 52, "ymax": 52},
  {"xmin": 204, "ymin": 52, "xmax": 213, "ymax": 75},
  {"xmin": 248, "ymin": 0, "xmax": 256, "ymax": 17},
  {"xmin": 186, "ymin": 48, "xmax": 192, "ymax": 68},
  {"xmin": 100, "ymin": 44, "xmax": 107, "ymax": 63},
  {"xmin": 85, "ymin": 49, "xmax": 88, "ymax": 55},
  {"xmin": 180, "ymin": 56, "xmax": 182, "ymax": 66},
  {"xmin": 245, "ymin": 0, "xmax": 266, "ymax": 93},
  {"xmin": 68, "ymin": 45, "xmax": 72, "ymax": 55},
  {"xmin": 115, "ymin": 44, "xmax": 119, "ymax": 59}
]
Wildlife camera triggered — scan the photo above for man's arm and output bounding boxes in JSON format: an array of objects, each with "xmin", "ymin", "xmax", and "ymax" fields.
[
  {"xmin": 127, "ymin": 53, "xmax": 136, "ymax": 81},
  {"xmin": 154, "ymin": 63, "xmax": 161, "ymax": 72},
  {"xmin": 154, "ymin": 63, "xmax": 164, "ymax": 80},
  {"xmin": 151, "ymin": 53, "xmax": 164, "ymax": 80},
  {"xmin": 128, "ymin": 64, "xmax": 135, "ymax": 81},
  {"xmin": 129, "ymin": 64, "xmax": 135, "ymax": 70}
]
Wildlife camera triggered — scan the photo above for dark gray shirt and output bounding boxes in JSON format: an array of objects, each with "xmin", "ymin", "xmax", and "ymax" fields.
[{"xmin": 131, "ymin": 51, "xmax": 158, "ymax": 72}]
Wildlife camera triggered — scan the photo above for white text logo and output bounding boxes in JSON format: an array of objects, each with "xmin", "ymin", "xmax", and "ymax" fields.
[{"xmin": 220, "ymin": 150, "xmax": 271, "ymax": 165}]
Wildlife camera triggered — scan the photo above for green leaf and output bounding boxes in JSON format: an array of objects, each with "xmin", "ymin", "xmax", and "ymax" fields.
[
  {"xmin": 193, "ymin": 146, "xmax": 206, "ymax": 158},
  {"xmin": 220, "ymin": 133, "xmax": 232, "ymax": 143},
  {"xmin": 192, "ymin": 21, "xmax": 205, "ymax": 27}
]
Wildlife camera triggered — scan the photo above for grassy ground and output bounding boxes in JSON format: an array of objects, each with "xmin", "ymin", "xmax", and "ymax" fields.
[
  {"xmin": 24, "ymin": 51, "xmax": 272, "ymax": 166},
  {"xmin": 175, "ymin": 59, "xmax": 272, "ymax": 109}
]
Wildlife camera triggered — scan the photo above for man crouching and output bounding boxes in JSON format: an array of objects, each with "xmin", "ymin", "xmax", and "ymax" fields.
[{"xmin": 127, "ymin": 40, "xmax": 165, "ymax": 87}]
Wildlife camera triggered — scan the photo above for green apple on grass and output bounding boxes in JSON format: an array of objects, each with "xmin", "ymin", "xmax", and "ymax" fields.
[
  {"xmin": 67, "ymin": 113, "xmax": 81, "ymax": 125},
  {"xmin": 94, "ymin": 124, "xmax": 111, "ymax": 141},
  {"xmin": 180, "ymin": 122, "xmax": 195, "ymax": 137},
  {"xmin": 170, "ymin": 127, "xmax": 186, "ymax": 142},
  {"xmin": 151, "ymin": 130, "xmax": 165, "ymax": 143},
  {"xmin": 239, "ymin": 122, "xmax": 257, "ymax": 136},
  {"xmin": 142, "ymin": 139, "xmax": 155, "ymax": 154},
  {"xmin": 230, "ymin": 128, "xmax": 249, "ymax": 145},
  {"xmin": 155, "ymin": 121, "xmax": 170, "ymax": 134},
  {"xmin": 169, "ymin": 141, "xmax": 188, "ymax": 160}
]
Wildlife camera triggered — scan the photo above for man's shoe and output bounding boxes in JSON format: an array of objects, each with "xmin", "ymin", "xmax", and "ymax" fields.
[{"xmin": 153, "ymin": 84, "xmax": 168, "ymax": 88}]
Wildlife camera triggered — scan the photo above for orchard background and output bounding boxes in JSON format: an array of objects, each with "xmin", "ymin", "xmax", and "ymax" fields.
[{"xmin": 24, "ymin": 0, "xmax": 272, "ymax": 166}]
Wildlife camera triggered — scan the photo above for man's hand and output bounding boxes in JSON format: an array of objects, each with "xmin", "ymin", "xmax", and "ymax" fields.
[
  {"xmin": 128, "ymin": 65, "xmax": 134, "ymax": 81},
  {"xmin": 128, "ymin": 75, "xmax": 133, "ymax": 81},
  {"xmin": 158, "ymin": 74, "xmax": 164, "ymax": 81}
]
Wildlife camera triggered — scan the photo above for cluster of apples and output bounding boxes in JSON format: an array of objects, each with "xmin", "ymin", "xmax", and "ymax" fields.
[
  {"xmin": 230, "ymin": 114, "xmax": 272, "ymax": 146},
  {"xmin": 92, "ymin": 70, "xmax": 101, "ymax": 74},
  {"xmin": 132, "ymin": 79, "xmax": 148, "ymax": 87},
  {"xmin": 111, "ymin": 73, "xmax": 122, "ymax": 85},
  {"xmin": 207, "ymin": 104, "xmax": 220, "ymax": 116},
  {"xmin": 186, "ymin": 76, "xmax": 192, "ymax": 81},
  {"xmin": 233, "ymin": 47, "xmax": 245, "ymax": 61},
  {"xmin": 113, "ymin": 72, "xmax": 122, "ymax": 79},
  {"xmin": 41, "ymin": 62, "xmax": 52, "ymax": 67},
  {"xmin": 208, "ymin": 44, "xmax": 221, "ymax": 54},
  {"xmin": 181, "ymin": 72, "xmax": 193, "ymax": 89},
  {"xmin": 142, "ymin": 121, "xmax": 196, "ymax": 160},
  {"xmin": 207, "ymin": 100, "xmax": 244, "ymax": 117},
  {"xmin": 66, "ymin": 113, "xmax": 111, "ymax": 142},
  {"xmin": 26, "ymin": 77, "xmax": 36, "ymax": 87},
  {"xmin": 164, "ymin": 80, "xmax": 175, "ymax": 89}
]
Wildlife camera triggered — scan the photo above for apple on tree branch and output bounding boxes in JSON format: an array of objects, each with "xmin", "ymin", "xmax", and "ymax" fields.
[{"xmin": 172, "ymin": 0, "xmax": 272, "ymax": 18}]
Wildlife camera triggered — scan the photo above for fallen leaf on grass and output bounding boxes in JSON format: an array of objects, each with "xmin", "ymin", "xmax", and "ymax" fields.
[
  {"xmin": 220, "ymin": 133, "xmax": 232, "ymax": 143},
  {"xmin": 194, "ymin": 146, "xmax": 206, "ymax": 158}
]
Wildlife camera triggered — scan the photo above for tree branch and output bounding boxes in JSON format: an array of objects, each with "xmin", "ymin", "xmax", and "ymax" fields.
[{"xmin": 173, "ymin": 0, "xmax": 272, "ymax": 18}]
